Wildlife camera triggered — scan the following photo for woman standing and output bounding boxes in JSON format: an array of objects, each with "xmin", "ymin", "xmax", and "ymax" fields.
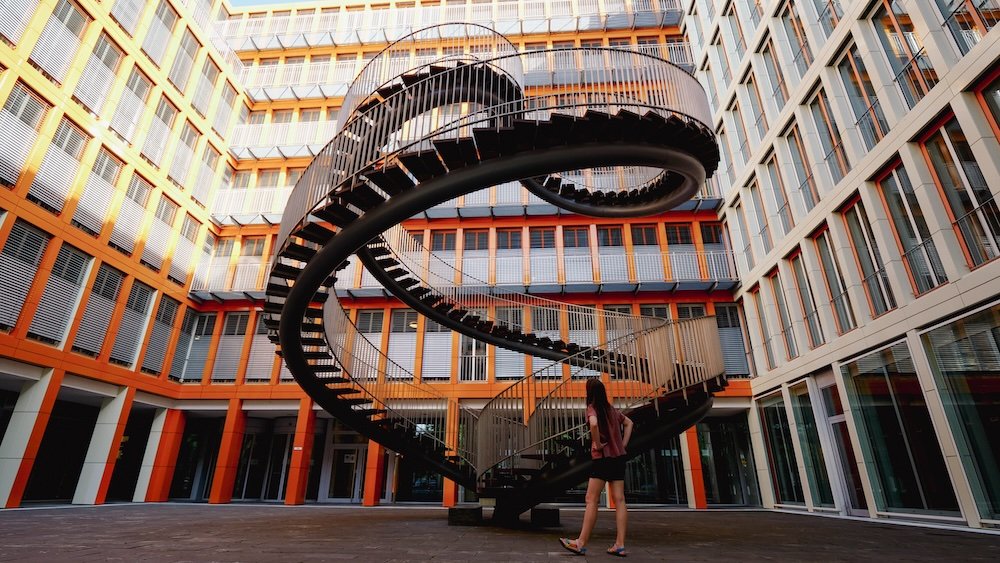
[{"xmin": 559, "ymin": 378, "xmax": 634, "ymax": 557}]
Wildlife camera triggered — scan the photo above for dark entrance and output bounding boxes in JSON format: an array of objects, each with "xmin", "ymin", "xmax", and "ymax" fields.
[
  {"xmin": 105, "ymin": 407, "xmax": 155, "ymax": 502},
  {"xmin": 169, "ymin": 416, "xmax": 223, "ymax": 501},
  {"xmin": 697, "ymin": 414, "xmax": 760, "ymax": 506},
  {"xmin": 22, "ymin": 399, "xmax": 100, "ymax": 503}
]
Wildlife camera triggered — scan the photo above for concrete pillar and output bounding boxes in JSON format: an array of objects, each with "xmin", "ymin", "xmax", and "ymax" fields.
[
  {"xmin": 681, "ymin": 427, "xmax": 707, "ymax": 509},
  {"xmin": 209, "ymin": 399, "xmax": 245, "ymax": 504},
  {"xmin": 362, "ymin": 440, "xmax": 385, "ymax": 507},
  {"xmin": 0, "ymin": 369, "xmax": 64, "ymax": 508},
  {"xmin": 142, "ymin": 408, "xmax": 185, "ymax": 502},
  {"xmin": 72, "ymin": 386, "xmax": 135, "ymax": 505},
  {"xmin": 284, "ymin": 398, "xmax": 316, "ymax": 506}
]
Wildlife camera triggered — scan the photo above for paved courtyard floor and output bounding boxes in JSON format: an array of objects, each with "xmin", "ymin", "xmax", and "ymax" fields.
[{"xmin": 1, "ymin": 503, "xmax": 999, "ymax": 562}]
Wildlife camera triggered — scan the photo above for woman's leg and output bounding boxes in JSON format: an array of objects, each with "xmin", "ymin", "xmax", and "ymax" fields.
[
  {"xmin": 576, "ymin": 477, "xmax": 605, "ymax": 547},
  {"xmin": 610, "ymin": 480, "xmax": 627, "ymax": 549}
]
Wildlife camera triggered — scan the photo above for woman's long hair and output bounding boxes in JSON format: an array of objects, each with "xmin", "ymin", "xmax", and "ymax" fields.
[{"xmin": 585, "ymin": 378, "xmax": 613, "ymax": 444}]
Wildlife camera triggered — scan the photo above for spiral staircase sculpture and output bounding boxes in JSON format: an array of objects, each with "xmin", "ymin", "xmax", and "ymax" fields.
[{"xmin": 264, "ymin": 24, "xmax": 726, "ymax": 522}]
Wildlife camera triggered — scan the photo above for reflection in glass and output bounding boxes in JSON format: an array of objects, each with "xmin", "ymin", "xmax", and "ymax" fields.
[
  {"xmin": 842, "ymin": 342, "xmax": 959, "ymax": 513},
  {"xmin": 758, "ymin": 395, "xmax": 805, "ymax": 504},
  {"xmin": 698, "ymin": 416, "xmax": 760, "ymax": 506},
  {"xmin": 790, "ymin": 384, "xmax": 835, "ymax": 507},
  {"xmin": 923, "ymin": 304, "xmax": 1000, "ymax": 519}
]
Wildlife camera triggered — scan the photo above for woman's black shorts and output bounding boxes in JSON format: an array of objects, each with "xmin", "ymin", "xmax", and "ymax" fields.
[{"xmin": 589, "ymin": 456, "xmax": 626, "ymax": 482}]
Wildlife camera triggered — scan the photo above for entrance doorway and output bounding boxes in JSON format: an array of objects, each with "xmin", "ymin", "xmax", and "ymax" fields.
[
  {"xmin": 318, "ymin": 420, "xmax": 369, "ymax": 503},
  {"xmin": 697, "ymin": 414, "xmax": 760, "ymax": 506},
  {"xmin": 820, "ymin": 383, "xmax": 868, "ymax": 515},
  {"xmin": 232, "ymin": 417, "xmax": 296, "ymax": 502}
]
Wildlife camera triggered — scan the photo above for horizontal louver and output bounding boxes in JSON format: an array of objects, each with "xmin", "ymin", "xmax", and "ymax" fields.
[
  {"xmin": 28, "ymin": 7, "xmax": 84, "ymax": 83},
  {"xmin": 142, "ymin": 296, "xmax": 178, "ymax": 374},
  {"xmin": 72, "ymin": 264, "xmax": 123, "ymax": 356},
  {"xmin": 73, "ymin": 50, "xmax": 119, "ymax": 114},
  {"xmin": 387, "ymin": 333, "xmax": 416, "ymax": 377},
  {"xmin": 28, "ymin": 121, "xmax": 85, "ymax": 213},
  {"xmin": 109, "ymin": 281, "xmax": 153, "ymax": 366},
  {"xmin": 0, "ymin": 0, "xmax": 38, "ymax": 44},
  {"xmin": 72, "ymin": 171, "xmax": 116, "ymax": 235},
  {"xmin": 0, "ymin": 105, "xmax": 43, "ymax": 187},
  {"xmin": 110, "ymin": 0, "xmax": 144, "ymax": 35},
  {"xmin": 211, "ymin": 312, "xmax": 247, "ymax": 382},
  {"xmin": 109, "ymin": 82, "xmax": 146, "ymax": 142},
  {"xmin": 245, "ymin": 331, "xmax": 276, "ymax": 383},
  {"xmin": 110, "ymin": 196, "xmax": 145, "ymax": 254},
  {"xmin": 180, "ymin": 313, "xmax": 215, "ymax": 382},
  {"xmin": 169, "ymin": 237, "xmax": 194, "ymax": 283},
  {"xmin": 27, "ymin": 243, "xmax": 89, "ymax": 344},
  {"xmin": 0, "ymin": 220, "xmax": 49, "ymax": 331},
  {"xmin": 421, "ymin": 332, "xmax": 452, "ymax": 380},
  {"xmin": 717, "ymin": 305, "xmax": 749, "ymax": 375},
  {"xmin": 141, "ymin": 218, "xmax": 171, "ymax": 269},
  {"xmin": 168, "ymin": 310, "xmax": 196, "ymax": 381},
  {"xmin": 140, "ymin": 116, "xmax": 171, "ymax": 165}
]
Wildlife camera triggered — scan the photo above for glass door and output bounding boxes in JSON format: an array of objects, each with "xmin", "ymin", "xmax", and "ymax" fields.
[
  {"xmin": 821, "ymin": 383, "xmax": 868, "ymax": 515},
  {"xmin": 325, "ymin": 446, "xmax": 366, "ymax": 502}
]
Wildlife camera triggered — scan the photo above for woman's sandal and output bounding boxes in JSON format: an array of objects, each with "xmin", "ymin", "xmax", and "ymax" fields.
[
  {"xmin": 607, "ymin": 545, "xmax": 628, "ymax": 557},
  {"xmin": 559, "ymin": 538, "xmax": 587, "ymax": 556}
]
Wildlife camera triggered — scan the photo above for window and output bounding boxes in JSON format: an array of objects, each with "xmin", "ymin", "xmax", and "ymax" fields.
[
  {"xmin": 463, "ymin": 230, "xmax": 488, "ymax": 251},
  {"xmin": 744, "ymin": 74, "xmax": 768, "ymax": 140},
  {"xmin": 750, "ymin": 286, "xmax": 775, "ymax": 369},
  {"xmin": 142, "ymin": 0, "xmax": 179, "ymax": 66},
  {"xmin": 180, "ymin": 215, "xmax": 199, "ymax": 242},
  {"xmin": 939, "ymin": 0, "xmax": 999, "ymax": 54},
  {"xmin": 732, "ymin": 199, "xmax": 754, "ymax": 271},
  {"xmin": 783, "ymin": 124, "xmax": 818, "ymax": 212},
  {"xmin": 724, "ymin": 2, "xmax": 746, "ymax": 57},
  {"xmin": 168, "ymin": 28, "xmax": 200, "ymax": 91},
  {"xmin": 728, "ymin": 101, "xmax": 750, "ymax": 164},
  {"xmin": 837, "ymin": 45, "xmax": 888, "ymax": 150},
  {"xmin": 748, "ymin": 178, "xmax": 773, "ymax": 254},
  {"xmin": 430, "ymin": 230, "xmax": 455, "ymax": 251},
  {"xmin": 813, "ymin": 226, "xmax": 856, "ymax": 333},
  {"xmin": 125, "ymin": 173, "xmax": 152, "ymax": 205},
  {"xmin": 240, "ymin": 237, "xmax": 265, "ymax": 257},
  {"xmin": 664, "ymin": 224, "xmax": 692, "ymax": 245},
  {"xmin": 812, "ymin": 0, "xmax": 844, "ymax": 38},
  {"xmin": 223, "ymin": 312, "xmax": 250, "ymax": 335},
  {"xmin": 677, "ymin": 304, "xmax": 706, "ymax": 319},
  {"xmin": 808, "ymin": 88, "xmax": 849, "ymax": 185},
  {"xmin": 701, "ymin": 223, "xmax": 723, "ymax": 245},
  {"xmin": 596, "ymin": 226, "xmax": 623, "ymax": 247},
  {"xmin": 390, "ymin": 309, "xmax": 418, "ymax": 332},
  {"xmin": 2, "ymin": 220, "xmax": 49, "ymax": 264},
  {"xmin": 765, "ymin": 153, "xmax": 794, "ymax": 236},
  {"xmin": 781, "ymin": 0, "xmax": 813, "ymax": 77},
  {"xmin": 497, "ymin": 228, "xmax": 521, "ymax": 249},
  {"xmin": 530, "ymin": 306, "xmax": 559, "ymax": 331},
  {"xmin": 767, "ymin": 269, "xmax": 798, "ymax": 359},
  {"xmin": 788, "ymin": 249, "xmax": 824, "ymax": 348},
  {"xmin": 3, "ymin": 82, "xmax": 49, "ymax": 130},
  {"xmin": 639, "ymin": 305, "xmax": 669, "ymax": 319},
  {"xmin": 630, "ymin": 224, "xmax": 657, "ymax": 246},
  {"xmin": 529, "ymin": 227, "xmax": 555, "ymax": 249},
  {"xmin": 111, "ymin": 68, "xmax": 151, "ymax": 141},
  {"xmin": 563, "ymin": 226, "xmax": 589, "ymax": 248},
  {"xmin": 877, "ymin": 163, "xmax": 947, "ymax": 294},
  {"xmin": 356, "ymin": 309, "xmax": 383, "ymax": 333},
  {"xmin": 922, "ymin": 117, "xmax": 999, "ymax": 267},
  {"xmin": 759, "ymin": 40, "xmax": 787, "ymax": 108},
  {"xmin": 154, "ymin": 197, "xmax": 178, "ymax": 224},
  {"xmin": 871, "ymin": 0, "xmax": 938, "ymax": 109}
]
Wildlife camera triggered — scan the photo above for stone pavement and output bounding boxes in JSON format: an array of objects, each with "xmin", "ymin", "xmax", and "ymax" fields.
[{"xmin": 1, "ymin": 503, "xmax": 999, "ymax": 562}]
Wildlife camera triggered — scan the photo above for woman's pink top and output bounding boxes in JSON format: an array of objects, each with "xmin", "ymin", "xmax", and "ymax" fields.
[{"xmin": 586, "ymin": 405, "xmax": 627, "ymax": 459}]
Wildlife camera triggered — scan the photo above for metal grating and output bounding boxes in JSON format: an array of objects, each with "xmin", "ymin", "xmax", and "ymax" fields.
[
  {"xmin": 0, "ymin": 220, "xmax": 49, "ymax": 330},
  {"xmin": 72, "ymin": 264, "xmax": 123, "ymax": 356},
  {"xmin": 27, "ymin": 243, "xmax": 89, "ymax": 344}
]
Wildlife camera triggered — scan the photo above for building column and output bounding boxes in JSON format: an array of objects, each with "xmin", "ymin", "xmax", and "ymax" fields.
[
  {"xmin": 208, "ymin": 399, "xmax": 245, "ymax": 504},
  {"xmin": 680, "ymin": 427, "xmax": 707, "ymax": 509},
  {"xmin": 0, "ymin": 369, "xmax": 64, "ymax": 508},
  {"xmin": 442, "ymin": 399, "xmax": 460, "ymax": 507},
  {"xmin": 362, "ymin": 440, "xmax": 385, "ymax": 507},
  {"xmin": 134, "ymin": 407, "xmax": 184, "ymax": 502},
  {"xmin": 284, "ymin": 398, "xmax": 316, "ymax": 506},
  {"xmin": 72, "ymin": 386, "xmax": 135, "ymax": 505}
]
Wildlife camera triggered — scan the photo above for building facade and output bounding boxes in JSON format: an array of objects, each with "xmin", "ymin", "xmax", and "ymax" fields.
[{"xmin": 0, "ymin": 0, "xmax": 996, "ymax": 530}]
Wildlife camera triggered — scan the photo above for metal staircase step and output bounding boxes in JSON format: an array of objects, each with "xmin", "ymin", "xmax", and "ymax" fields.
[
  {"xmin": 282, "ymin": 242, "xmax": 316, "ymax": 262},
  {"xmin": 314, "ymin": 203, "xmax": 359, "ymax": 227},
  {"xmin": 311, "ymin": 364, "xmax": 341, "ymax": 373},
  {"xmin": 303, "ymin": 307, "xmax": 324, "ymax": 319},
  {"xmin": 295, "ymin": 223, "xmax": 335, "ymax": 245},
  {"xmin": 266, "ymin": 283, "xmax": 290, "ymax": 298},
  {"xmin": 262, "ymin": 302, "xmax": 283, "ymax": 315},
  {"xmin": 328, "ymin": 387, "xmax": 361, "ymax": 396},
  {"xmin": 354, "ymin": 408, "xmax": 387, "ymax": 418},
  {"xmin": 270, "ymin": 263, "xmax": 301, "ymax": 281},
  {"xmin": 434, "ymin": 302, "xmax": 454, "ymax": 314},
  {"xmin": 302, "ymin": 351, "xmax": 331, "ymax": 360},
  {"xmin": 375, "ymin": 257, "xmax": 399, "ymax": 269},
  {"xmin": 364, "ymin": 166, "xmax": 414, "ymax": 196},
  {"xmin": 472, "ymin": 127, "xmax": 500, "ymax": 160},
  {"xmin": 383, "ymin": 267, "xmax": 406, "ymax": 279},
  {"xmin": 300, "ymin": 337, "xmax": 326, "ymax": 346},
  {"xmin": 397, "ymin": 277, "xmax": 419, "ymax": 289},
  {"xmin": 369, "ymin": 245, "xmax": 391, "ymax": 258},
  {"xmin": 432, "ymin": 138, "xmax": 477, "ymax": 170},
  {"xmin": 342, "ymin": 398, "xmax": 370, "ymax": 407},
  {"xmin": 338, "ymin": 183, "xmax": 385, "ymax": 212},
  {"xmin": 408, "ymin": 286, "xmax": 431, "ymax": 299},
  {"xmin": 399, "ymin": 150, "xmax": 447, "ymax": 182},
  {"xmin": 447, "ymin": 308, "xmax": 467, "ymax": 321}
]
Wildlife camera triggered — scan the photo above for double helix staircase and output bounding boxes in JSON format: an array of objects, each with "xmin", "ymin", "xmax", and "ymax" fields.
[{"xmin": 264, "ymin": 24, "xmax": 726, "ymax": 521}]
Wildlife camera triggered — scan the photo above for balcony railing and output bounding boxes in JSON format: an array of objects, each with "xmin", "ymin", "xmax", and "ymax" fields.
[
  {"xmin": 893, "ymin": 47, "xmax": 938, "ymax": 109},
  {"xmin": 219, "ymin": 1, "xmax": 683, "ymax": 46},
  {"xmin": 854, "ymin": 98, "xmax": 888, "ymax": 151},
  {"xmin": 943, "ymin": 0, "xmax": 999, "ymax": 55},
  {"xmin": 953, "ymin": 194, "xmax": 1000, "ymax": 267},
  {"xmin": 229, "ymin": 120, "xmax": 338, "ymax": 149},
  {"xmin": 211, "ymin": 186, "xmax": 293, "ymax": 216},
  {"xmin": 861, "ymin": 266, "xmax": 896, "ymax": 316},
  {"xmin": 901, "ymin": 237, "xmax": 948, "ymax": 295}
]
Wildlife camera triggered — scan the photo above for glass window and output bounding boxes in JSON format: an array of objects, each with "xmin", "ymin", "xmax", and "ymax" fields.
[
  {"xmin": 240, "ymin": 236, "xmax": 265, "ymax": 257},
  {"xmin": 758, "ymin": 394, "xmax": 805, "ymax": 504},
  {"xmin": 597, "ymin": 226, "xmax": 623, "ymax": 247},
  {"xmin": 664, "ymin": 224, "xmax": 692, "ymax": 245},
  {"xmin": 781, "ymin": 0, "xmax": 813, "ymax": 77},
  {"xmin": 677, "ymin": 304, "xmax": 705, "ymax": 319},
  {"xmin": 871, "ymin": 0, "xmax": 938, "ymax": 109},
  {"xmin": 732, "ymin": 200, "xmax": 754, "ymax": 271},
  {"xmin": 808, "ymin": 88, "xmax": 850, "ymax": 185},
  {"xmin": 463, "ymin": 229, "xmax": 488, "ymax": 251},
  {"xmin": 877, "ymin": 163, "xmax": 948, "ymax": 294},
  {"xmin": 812, "ymin": 0, "xmax": 844, "ymax": 38},
  {"xmin": 788, "ymin": 250, "xmax": 824, "ymax": 348},
  {"xmin": 355, "ymin": 309, "xmax": 383, "ymax": 333},
  {"xmin": 838, "ymin": 45, "xmax": 888, "ymax": 151},
  {"xmin": 630, "ymin": 224, "xmax": 657, "ymax": 246},
  {"xmin": 842, "ymin": 342, "xmax": 960, "ymax": 513},
  {"xmin": 430, "ymin": 230, "xmax": 455, "ymax": 251},
  {"xmin": 751, "ymin": 286, "xmax": 775, "ymax": 369},
  {"xmin": 390, "ymin": 309, "xmax": 418, "ymax": 332},
  {"xmin": 789, "ymin": 383, "xmax": 835, "ymax": 507},
  {"xmin": 563, "ymin": 226, "xmax": 589, "ymax": 248},
  {"xmin": 744, "ymin": 74, "xmax": 768, "ymax": 140},
  {"xmin": 759, "ymin": 40, "xmax": 787, "ymax": 109},
  {"xmin": 765, "ymin": 153, "xmax": 794, "ymax": 236},
  {"xmin": 748, "ymin": 178, "xmax": 773, "ymax": 254},
  {"xmin": 529, "ymin": 227, "xmax": 555, "ymax": 249},
  {"xmin": 842, "ymin": 197, "xmax": 896, "ymax": 316},
  {"xmin": 154, "ymin": 197, "xmax": 177, "ymax": 224},
  {"xmin": 922, "ymin": 303, "xmax": 1000, "ymax": 519},
  {"xmin": 3, "ymin": 83, "xmax": 49, "ymax": 130},
  {"xmin": 768, "ymin": 269, "xmax": 798, "ymax": 359},
  {"xmin": 497, "ymin": 228, "xmax": 521, "ymax": 250},
  {"xmin": 813, "ymin": 227, "xmax": 856, "ymax": 334},
  {"xmin": 922, "ymin": 117, "xmax": 999, "ymax": 267},
  {"xmin": 783, "ymin": 124, "xmax": 819, "ymax": 212}
]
